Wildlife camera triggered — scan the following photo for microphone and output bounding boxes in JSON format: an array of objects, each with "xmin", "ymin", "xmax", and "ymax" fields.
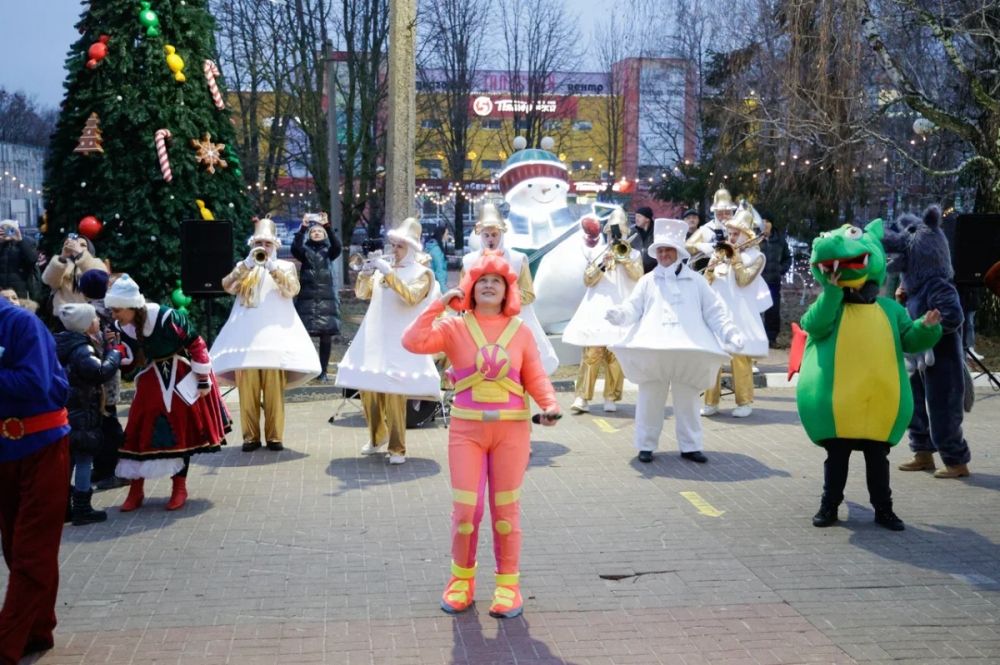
[{"xmin": 531, "ymin": 413, "xmax": 562, "ymax": 424}]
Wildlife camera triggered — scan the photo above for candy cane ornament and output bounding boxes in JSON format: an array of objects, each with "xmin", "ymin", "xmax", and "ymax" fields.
[
  {"xmin": 154, "ymin": 129, "xmax": 173, "ymax": 182},
  {"xmin": 203, "ymin": 60, "xmax": 225, "ymax": 110}
]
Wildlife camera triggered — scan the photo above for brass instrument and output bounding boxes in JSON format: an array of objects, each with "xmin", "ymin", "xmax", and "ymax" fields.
[
  {"xmin": 588, "ymin": 232, "xmax": 638, "ymax": 271},
  {"xmin": 251, "ymin": 247, "xmax": 268, "ymax": 265},
  {"xmin": 698, "ymin": 234, "xmax": 765, "ymax": 274},
  {"xmin": 348, "ymin": 250, "xmax": 392, "ymax": 273}
]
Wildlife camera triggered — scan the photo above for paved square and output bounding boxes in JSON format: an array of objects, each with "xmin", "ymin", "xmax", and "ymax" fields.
[{"xmin": 9, "ymin": 386, "xmax": 1000, "ymax": 664}]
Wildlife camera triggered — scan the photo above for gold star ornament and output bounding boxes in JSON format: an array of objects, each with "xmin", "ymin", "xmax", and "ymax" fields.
[{"xmin": 190, "ymin": 133, "xmax": 228, "ymax": 174}]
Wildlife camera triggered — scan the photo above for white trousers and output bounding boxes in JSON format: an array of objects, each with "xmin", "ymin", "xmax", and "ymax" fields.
[{"xmin": 634, "ymin": 381, "xmax": 703, "ymax": 453}]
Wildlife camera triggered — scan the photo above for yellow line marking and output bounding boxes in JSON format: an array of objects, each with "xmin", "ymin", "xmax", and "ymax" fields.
[
  {"xmin": 592, "ymin": 418, "xmax": 619, "ymax": 433},
  {"xmin": 679, "ymin": 491, "xmax": 725, "ymax": 518}
]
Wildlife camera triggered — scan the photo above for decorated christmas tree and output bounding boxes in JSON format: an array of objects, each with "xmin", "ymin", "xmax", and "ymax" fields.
[{"xmin": 44, "ymin": 0, "xmax": 251, "ymax": 303}]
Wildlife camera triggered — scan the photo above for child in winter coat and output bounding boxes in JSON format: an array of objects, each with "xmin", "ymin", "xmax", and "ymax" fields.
[{"xmin": 55, "ymin": 303, "xmax": 122, "ymax": 525}]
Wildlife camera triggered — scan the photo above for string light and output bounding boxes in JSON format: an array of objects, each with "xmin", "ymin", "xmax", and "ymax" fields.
[{"xmin": 0, "ymin": 170, "xmax": 43, "ymax": 196}]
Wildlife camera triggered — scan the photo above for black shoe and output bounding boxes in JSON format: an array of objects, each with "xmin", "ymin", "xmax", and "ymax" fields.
[
  {"xmin": 637, "ymin": 450, "xmax": 653, "ymax": 463},
  {"xmin": 680, "ymin": 451, "xmax": 708, "ymax": 463},
  {"xmin": 266, "ymin": 441, "xmax": 284, "ymax": 451},
  {"xmin": 242, "ymin": 441, "xmax": 262, "ymax": 452},
  {"xmin": 874, "ymin": 509, "xmax": 905, "ymax": 531},
  {"xmin": 812, "ymin": 505, "xmax": 839, "ymax": 527},
  {"xmin": 71, "ymin": 490, "xmax": 108, "ymax": 526},
  {"xmin": 22, "ymin": 636, "xmax": 54, "ymax": 658}
]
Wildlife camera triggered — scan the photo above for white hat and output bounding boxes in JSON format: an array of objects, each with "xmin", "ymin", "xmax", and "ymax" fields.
[
  {"xmin": 57, "ymin": 303, "xmax": 97, "ymax": 333},
  {"xmin": 104, "ymin": 273, "xmax": 146, "ymax": 309},
  {"xmin": 251, "ymin": 217, "xmax": 280, "ymax": 245},
  {"xmin": 648, "ymin": 218, "xmax": 690, "ymax": 260},
  {"xmin": 387, "ymin": 217, "xmax": 423, "ymax": 253},
  {"xmin": 473, "ymin": 203, "xmax": 507, "ymax": 234}
]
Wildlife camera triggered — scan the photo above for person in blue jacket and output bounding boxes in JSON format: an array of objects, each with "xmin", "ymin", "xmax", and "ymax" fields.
[
  {"xmin": 425, "ymin": 224, "xmax": 450, "ymax": 291},
  {"xmin": 0, "ymin": 295, "xmax": 71, "ymax": 662}
]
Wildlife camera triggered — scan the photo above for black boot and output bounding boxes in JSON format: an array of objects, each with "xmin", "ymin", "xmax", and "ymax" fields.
[
  {"xmin": 873, "ymin": 507, "xmax": 905, "ymax": 531},
  {"xmin": 812, "ymin": 502, "xmax": 839, "ymax": 527},
  {"xmin": 71, "ymin": 490, "xmax": 108, "ymax": 526}
]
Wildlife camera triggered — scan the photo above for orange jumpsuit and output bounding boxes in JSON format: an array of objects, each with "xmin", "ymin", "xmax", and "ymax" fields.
[{"xmin": 402, "ymin": 298, "xmax": 557, "ymax": 610}]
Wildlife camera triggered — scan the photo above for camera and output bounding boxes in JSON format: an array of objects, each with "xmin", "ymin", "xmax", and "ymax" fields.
[
  {"xmin": 713, "ymin": 227, "xmax": 727, "ymax": 244},
  {"xmin": 2, "ymin": 226, "xmax": 16, "ymax": 239},
  {"xmin": 609, "ymin": 224, "xmax": 622, "ymax": 242}
]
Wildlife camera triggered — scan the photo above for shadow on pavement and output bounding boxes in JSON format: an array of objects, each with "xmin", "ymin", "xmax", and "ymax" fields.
[
  {"xmin": 449, "ymin": 609, "xmax": 578, "ymax": 665},
  {"xmin": 844, "ymin": 502, "xmax": 1000, "ymax": 590},
  {"xmin": 195, "ymin": 446, "xmax": 309, "ymax": 471},
  {"xmin": 64, "ymin": 498, "xmax": 215, "ymax": 542},
  {"xmin": 629, "ymin": 451, "xmax": 792, "ymax": 482},
  {"xmin": 959, "ymin": 472, "xmax": 1000, "ymax": 492},
  {"xmin": 325, "ymin": 455, "xmax": 442, "ymax": 496},
  {"xmin": 528, "ymin": 440, "xmax": 571, "ymax": 468}
]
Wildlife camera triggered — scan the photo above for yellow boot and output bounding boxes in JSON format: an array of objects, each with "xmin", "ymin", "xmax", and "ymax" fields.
[
  {"xmin": 440, "ymin": 562, "xmax": 476, "ymax": 614},
  {"xmin": 898, "ymin": 452, "xmax": 936, "ymax": 471},
  {"xmin": 934, "ymin": 464, "xmax": 970, "ymax": 479},
  {"xmin": 489, "ymin": 572, "xmax": 523, "ymax": 619}
]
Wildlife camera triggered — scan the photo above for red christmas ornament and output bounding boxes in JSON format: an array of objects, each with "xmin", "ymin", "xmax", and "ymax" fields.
[
  {"xmin": 86, "ymin": 35, "xmax": 110, "ymax": 70},
  {"xmin": 78, "ymin": 215, "xmax": 103, "ymax": 239}
]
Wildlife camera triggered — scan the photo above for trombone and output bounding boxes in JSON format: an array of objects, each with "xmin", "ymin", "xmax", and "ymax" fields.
[
  {"xmin": 587, "ymin": 232, "xmax": 639, "ymax": 271},
  {"xmin": 697, "ymin": 234, "xmax": 765, "ymax": 274}
]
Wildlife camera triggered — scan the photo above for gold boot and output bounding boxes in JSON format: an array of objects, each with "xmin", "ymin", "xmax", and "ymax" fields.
[
  {"xmin": 933, "ymin": 464, "xmax": 970, "ymax": 479},
  {"xmin": 898, "ymin": 452, "xmax": 936, "ymax": 471}
]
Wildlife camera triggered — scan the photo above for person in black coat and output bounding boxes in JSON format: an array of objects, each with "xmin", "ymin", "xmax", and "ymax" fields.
[
  {"xmin": 758, "ymin": 212, "xmax": 793, "ymax": 347},
  {"xmin": 54, "ymin": 303, "xmax": 122, "ymax": 525},
  {"xmin": 0, "ymin": 220, "xmax": 39, "ymax": 300},
  {"xmin": 291, "ymin": 214, "xmax": 343, "ymax": 382}
]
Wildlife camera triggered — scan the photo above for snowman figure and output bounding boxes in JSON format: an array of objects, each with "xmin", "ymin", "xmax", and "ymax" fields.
[{"xmin": 493, "ymin": 136, "xmax": 599, "ymax": 334}]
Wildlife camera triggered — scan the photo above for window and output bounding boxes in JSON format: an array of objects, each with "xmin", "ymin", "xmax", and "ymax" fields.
[
  {"xmin": 572, "ymin": 120, "xmax": 593, "ymax": 131},
  {"xmin": 481, "ymin": 119, "xmax": 502, "ymax": 129},
  {"xmin": 419, "ymin": 159, "xmax": 442, "ymax": 170},
  {"xmin": 514, "ymin": 119, "xmax": 530, "ymax": 130},
  {"xmin": 571, "ymin": 160, "xmax": 591, "ymax": 171},
  {"xmin": 464, "ymin": 160, "xmax": 473, "ymax": 170},
  {"xmin": 542, "ymin": 120, "xmax": 562, "ymax": 131},
  {"xmin": 420, "ymin": 119, "xmax": 441, "ymax": 129},
  {"xmin": 481, "ymin": 160, "xmax": 503, "ymax": 170}
]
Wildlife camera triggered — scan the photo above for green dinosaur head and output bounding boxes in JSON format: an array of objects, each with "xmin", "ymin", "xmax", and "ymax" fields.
[{"xmin": 809, "ymin": 219, "xmax": 887, "ymax": 288}]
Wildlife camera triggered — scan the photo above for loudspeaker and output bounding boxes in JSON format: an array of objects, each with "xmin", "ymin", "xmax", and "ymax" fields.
[
  {"xmin": 181, "ymin": 220, "xmax": 234, "ymax": 295},
  {"xmin": 948, "ymin": 214, "xmax": 1000, "ymax": 284}
]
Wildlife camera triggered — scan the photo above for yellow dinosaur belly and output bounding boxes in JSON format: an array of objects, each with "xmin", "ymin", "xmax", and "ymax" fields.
[{"xmin": 831, "ymin": 304, "xmax": 899, "ymax": 440}]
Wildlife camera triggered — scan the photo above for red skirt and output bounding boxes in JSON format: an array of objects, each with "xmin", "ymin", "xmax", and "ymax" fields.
[{"xmin": 120, "ymin": 358, "xmax": 231, "ymax": 461}]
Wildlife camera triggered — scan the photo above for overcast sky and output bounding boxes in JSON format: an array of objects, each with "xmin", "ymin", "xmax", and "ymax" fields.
[{"xmin": 4, "ymin": 0, "xmax": 605, "ymax": 110}]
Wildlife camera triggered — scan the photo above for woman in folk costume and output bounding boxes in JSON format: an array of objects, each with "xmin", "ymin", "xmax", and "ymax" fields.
[
  {"xmin": 211, "ymin": 217, "xmax": 321, "ymax": 452},
  {"xmin": 700, "ymin": 207, "xmax": 772, "ymax": 418},
  {"xmin": 402, "ymin": 252, "xmax": 560, "ymax": 618},
  {"xmin": 606, "ymin": 219, "xmax": 743, "ymax": 464},
  {"xmin": 563, "ymin": 209, "xmax": 644, "ymax": 414},
  {"xmin": 462, "ymin": 204, "xmax": 560, "ymax": 375},
  {"xmin": 335, "ymin": 218, "xmax": 441, "ymax": 465},
  {"xmin": 105, "ymin": 274, "xmax": 230, "ymax": 511}
]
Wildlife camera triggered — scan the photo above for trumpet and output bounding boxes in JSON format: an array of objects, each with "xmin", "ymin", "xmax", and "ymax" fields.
[
  {"xmin": 348, "ymin": 250, "xmax": 392, "ymax": 273},
  {"xmin": 251, "ymin": 247, "xmax": 268, "ymax": 265}
]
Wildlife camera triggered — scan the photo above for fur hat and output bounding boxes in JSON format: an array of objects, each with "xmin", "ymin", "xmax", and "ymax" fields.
[
  {"xmin": 473, "ymin": 203, "xmax": 508, "ymax": 234},
  {"xmin": 104, "ymin": 273, "xmax": 146, "ymax": 309},
  {"xmin": 648, "ymin": 219, "xmax": 690, "ymax": 260},
  {"xmin": 450, "ymin": 250, "xmax": 521, "ymax": 316},
  {"xmin": 387, "ymin": 217, "xmax": 423, "ymax": 253},
  {"xmin": 58, "ymin": 303, "xmax": 97, "ymax": 333},
  {"xmin": 79, "ymin": 269, "xmax": 110, "ymax": 300}
]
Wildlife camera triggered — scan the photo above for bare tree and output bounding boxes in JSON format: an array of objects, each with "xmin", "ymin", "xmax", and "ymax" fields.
[
  {"xmin": 0, "ymin": 89, "xmax": 56, "ymax": 148},
  {"xmin": 214, "ymin": 0, "xmax": 296, "ymax": 213},
  {"xmin": 416, "ymin": 0, "xmax": 491, "ymax": 250},
  {"xmin": 591, "ymin": 13, "xmax": 629, "ymax": 192},
  {"xmin": 498, "ymin": 0, "xmax": 579, "ymax": 149}
]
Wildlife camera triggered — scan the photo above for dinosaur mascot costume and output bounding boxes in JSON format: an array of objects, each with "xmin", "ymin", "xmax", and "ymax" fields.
[{"xmin": 796, "ymin": 219, "xmax": 942, "ymax": 531}]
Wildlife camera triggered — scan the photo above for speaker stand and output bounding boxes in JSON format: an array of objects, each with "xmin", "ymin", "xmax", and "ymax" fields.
[
  {"xmin": 328, "ymin": 389, "xmax": 363, "ymax": 423},
  {"xmin": 967, "ymin": 349, "xmax": 1000, "ymax": 391}
]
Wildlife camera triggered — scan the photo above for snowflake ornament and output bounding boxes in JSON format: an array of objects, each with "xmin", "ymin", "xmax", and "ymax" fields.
[{"xmin": 190, "ymin": 133, "xmax": 228, "ymax": 174}]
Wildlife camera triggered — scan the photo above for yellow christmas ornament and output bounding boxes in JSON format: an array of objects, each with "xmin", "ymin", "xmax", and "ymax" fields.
[
  {"xmin": 195, "ymin": 199, "xmax": 215, "ymax": 220},
  {"xmin": 164, "ymin": 45, "xmax": 186, "ymax": 82}
]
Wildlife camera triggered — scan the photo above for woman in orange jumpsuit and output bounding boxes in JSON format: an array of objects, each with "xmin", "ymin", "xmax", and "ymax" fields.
[{"xmin": 402, "ymin": 252, "xmax": 560, "ymax": 618}]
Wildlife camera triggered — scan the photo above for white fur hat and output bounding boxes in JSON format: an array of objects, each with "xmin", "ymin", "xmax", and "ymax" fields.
[
  {"xmin": 648, "ymin": 218, "xmax": 690, "ymax": 260},
  {"xmin": 104, "ymin": 274, "xmax": 146, "ymax": 309},
  {"xmin": 57, "ymin": 303, "xmax": 97, "ymax": 333}
]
